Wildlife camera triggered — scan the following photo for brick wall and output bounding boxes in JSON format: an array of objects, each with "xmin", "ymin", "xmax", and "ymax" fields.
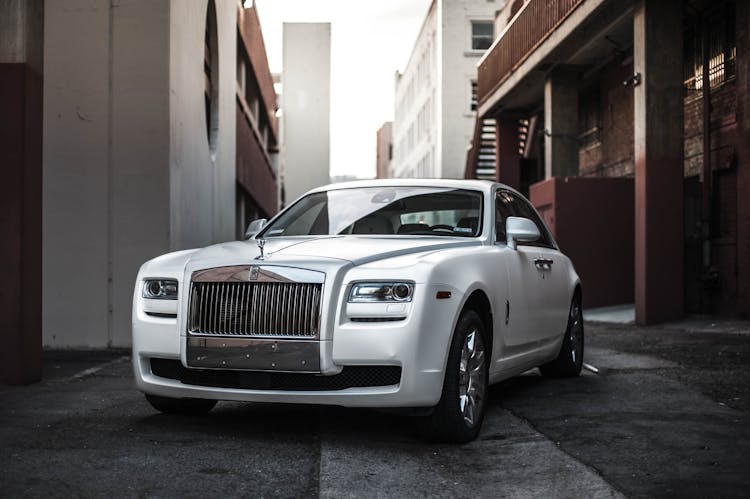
[
  {"xmin": 684, "ymin": 80, "xmax": 737, "ymax": 178},
  {"xmin": 578, "ymin": 61, "xmax": 634, "ymax": 178}
]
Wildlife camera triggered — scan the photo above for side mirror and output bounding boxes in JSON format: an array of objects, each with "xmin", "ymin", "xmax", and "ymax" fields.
[
  {"xmin": 245, "ymin": 218, "xmax": 267, "ymax": 239},
  {"xmin": 505, "ymin": 216, "xmax": 540, "ymax": 250}
]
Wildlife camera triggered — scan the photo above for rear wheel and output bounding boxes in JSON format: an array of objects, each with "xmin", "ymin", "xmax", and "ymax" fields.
[
  {"xmin": 145, "ymin": 394, "xmax": 217, "ymax": 415},
  {"xmin": 418, "ymin": 309, "xmax": 488, "ymax": 443},
  {"xmin": 540, "ymin": 295, "xmax": 584, "ymax": 377}
]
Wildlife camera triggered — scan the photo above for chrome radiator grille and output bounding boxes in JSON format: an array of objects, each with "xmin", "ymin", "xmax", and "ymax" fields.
[{"xmin": 187, "ymin": 281, "xmax": 322, "ymax": 337}]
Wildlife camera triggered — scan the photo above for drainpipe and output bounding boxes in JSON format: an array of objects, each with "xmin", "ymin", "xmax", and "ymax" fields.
[{"xmin": 701, "ymin": 17, "xmax": 717, "ymax": 310}]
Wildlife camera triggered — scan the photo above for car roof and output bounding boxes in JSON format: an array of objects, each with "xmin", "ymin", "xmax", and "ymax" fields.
[{"xmin": 309, "ymin": 178, "xmax": 503, "ymax": 195}]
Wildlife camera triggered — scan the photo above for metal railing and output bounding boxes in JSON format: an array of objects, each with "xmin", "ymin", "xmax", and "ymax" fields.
[{"xmin": 477, "ymin": 0, "xmax": 584, "ymax": 108}]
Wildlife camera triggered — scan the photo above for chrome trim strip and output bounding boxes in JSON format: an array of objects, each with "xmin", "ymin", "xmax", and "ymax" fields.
[
  {"xmin": 191, "ymin": 265, "xmax": 325, "ymax": 284},
  {"xmin": 186, "ymin": 336, "xmax": 320, "ymax": 372}
]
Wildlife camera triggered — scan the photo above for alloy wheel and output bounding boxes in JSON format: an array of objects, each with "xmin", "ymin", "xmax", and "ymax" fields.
[{"xmin": 568, "ymin": 302, "xmax": 583, "ymax": 365}]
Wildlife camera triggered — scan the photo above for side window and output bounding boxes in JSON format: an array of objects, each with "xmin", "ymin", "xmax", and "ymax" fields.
[
  {"xmin": 495, "ymin": 190, "xmax": 553, "ymax": 248},
  {"xmin": 510, "ymin": 196, "xmax": 553, "ymax": 248},
  {"xmin": 495, "ymin": 190, "xmax": 517, "ymax": 243}
]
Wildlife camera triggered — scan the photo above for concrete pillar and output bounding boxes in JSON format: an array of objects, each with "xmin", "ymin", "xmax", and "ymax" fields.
[
  {"xmin": 736, "ymin": 1, "xmax": 750, "ymax": 318},
  {"xmin": 544, "ymin": 67, "xmax": 579, "ymax": 178},
  {"xmin": 495, "ymin": 113, "xmax": 520, "ymax": 190},
  {"xmin": 633, "ymin": 0, "xmax": 684, "ymax": 324},
  {"xmin": 0, "ymin": 0, "xmax": 44, "ymax": 384}
]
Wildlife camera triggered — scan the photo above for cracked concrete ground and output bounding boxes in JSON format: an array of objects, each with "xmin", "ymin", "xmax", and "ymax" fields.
[{"xmin": 1, "ymin": 320, "xmax": 748, "ymax": 498}]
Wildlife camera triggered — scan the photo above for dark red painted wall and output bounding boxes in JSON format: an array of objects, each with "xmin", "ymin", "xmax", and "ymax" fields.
[
  {"xmin": 236, "ymin": 103, "xmax": 277, "ymax": 217},
  {"xmin": 736, "ymin": 0, "xmax": 750, "ymax": 318},
  {"xmin": 531, "ymin": 177, "xmax": 635, "ymax": 309},
  {"xmin": 0, "ymin": 63, "xmax": 42, "ymax": 384},
  {"xmin": 238, "ymin": 5, "xmax": 278, "ymax": 142}
]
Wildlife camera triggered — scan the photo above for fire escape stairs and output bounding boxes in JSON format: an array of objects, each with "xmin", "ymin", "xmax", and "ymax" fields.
[{"xmin": 474, "ymin": 118, "xmax": 497, "ymax": 180}]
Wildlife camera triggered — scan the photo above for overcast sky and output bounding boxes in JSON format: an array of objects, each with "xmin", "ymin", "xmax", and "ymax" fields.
[{"xmin": 255, "ymin": 0, "xmax": 432, "ymax": 179}]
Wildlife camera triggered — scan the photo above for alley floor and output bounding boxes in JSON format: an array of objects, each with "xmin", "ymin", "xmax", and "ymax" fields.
[{"xmin": 1, "ymin": 320, "xmax": 748, "ymax": 498}]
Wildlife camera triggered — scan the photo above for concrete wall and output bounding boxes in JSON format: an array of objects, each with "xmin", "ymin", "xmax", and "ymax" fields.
[
  {"xmin": 44, "ymin": 0, "xmax": 115, "ymax": 348},
  {"xmin": 392, "ymin": 0, "xmax": 498, "ymax": 180},
  {"xmin": 43, "ymin": 0, "xmax": 236, "ymax": 348},
  {"xmin": 440, "ymin": 0, "xmax": 496, "ymax": 179},
  {"xmin": 170, "ymin": 0, "xmax": 236, "ymax": 250},
  {"xmin": 392, "ymin": 2, "xmax": 436, "ymax": 178},
  {"xmin": 376, "ymin": 122, "xmax": 393, "ymax": 178},
  {"xmin": 282, "ymin": 23, "xmax": 331, "ymax": 204}
]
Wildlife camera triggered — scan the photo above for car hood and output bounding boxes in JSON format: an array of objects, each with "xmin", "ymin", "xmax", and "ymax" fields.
[{"xmin": 186, "ymin": 236, "xmax": 479, "ymax": 268}]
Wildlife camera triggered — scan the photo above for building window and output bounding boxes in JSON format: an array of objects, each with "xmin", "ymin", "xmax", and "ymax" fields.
[
  {"xmin": 471, "ymin": 21, "xmax": 493, "ymax": 51},
  {"xmin": 470, "ymin": 80, "xmax": 478, "ymax": 111},
  {"xmin": 204, "ymin": 0, "xmax": 219, "ymax": 160},
  {"xmin": 683, "ymin": 4, "xmax": 736, "ymax": 94}
]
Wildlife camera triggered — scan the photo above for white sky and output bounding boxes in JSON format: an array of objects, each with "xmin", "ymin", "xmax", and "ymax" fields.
[{"xmin": 254, "ymin": 0, "xmax": 432, "ymax": 179}]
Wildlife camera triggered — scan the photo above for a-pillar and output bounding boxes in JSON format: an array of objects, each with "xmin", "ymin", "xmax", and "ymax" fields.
[
  {"xmin": 633, "ymin": 0, "xmax": 684, "ymax": 324},
  {"xmin": 736, "ymin": 0, "xmax": 750, "ymax": 318},
  {"xmin": 544, "ymin": 66, "xmax": 579, "ymax": 178},
  {"xmin": 495, "ymin": 113, "xmax": 520, "ymax": 190},
  {"xmin": 0, "ymin": 0, "xmax": 44, "ymax": 383}
]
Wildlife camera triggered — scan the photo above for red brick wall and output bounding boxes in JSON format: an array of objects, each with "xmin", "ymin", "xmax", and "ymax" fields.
[
  {"xmin": 684, "ymin": 81, "xmax": 737, "ymax": 178},
  {"xmin": 578, "ymin": 61, "xmax": 635, "ymax": 178}
]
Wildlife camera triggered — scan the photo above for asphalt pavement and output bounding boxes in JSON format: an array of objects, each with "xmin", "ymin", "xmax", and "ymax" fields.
[{"xmin": 1, "ymin": 319, "xmax": 748, "ymax": 498}]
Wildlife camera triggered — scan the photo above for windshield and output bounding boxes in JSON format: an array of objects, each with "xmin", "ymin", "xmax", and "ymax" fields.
[{"xmin": 261, "ymin": 187, "xmax": 483, "ymax": 238}]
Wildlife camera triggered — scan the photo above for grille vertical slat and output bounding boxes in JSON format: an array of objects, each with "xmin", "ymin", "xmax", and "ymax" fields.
[
  {"xmin": 208, "ymin": 283, "xmax": 215, "ymax": 334},
  {"xmin": 284, "ymin": 284, "xmax": 291, "ymax": 334},
  {"xmin": 189, "ymin": 280, "xmax": 321, "ymax": 337},
  {"xmin": 231, "ymin": 284, "xmax": 238, "ymax": 335},
  {"xmin": 292, "ymin": 283, "xmax": 300, "ymax": 334},
  {"xmin": 242, "ymin": 284, "xmax": 252, "ymax": 331},
  {"xmin": 302, "ymin": 285, "xmax": 309, "ymax": 334},
  {"xmin": 275, "ymin": 284, "xmax": 282, "ymax": 335}
]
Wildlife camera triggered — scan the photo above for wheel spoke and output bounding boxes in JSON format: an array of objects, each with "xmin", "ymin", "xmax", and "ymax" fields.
[
  {"xmin": 469, "ymin": 350, "xmax": 485, "ymax": 372},
  {"xmin": 458, "ymin": 325, "xmax": 487, "ymax": 427}
]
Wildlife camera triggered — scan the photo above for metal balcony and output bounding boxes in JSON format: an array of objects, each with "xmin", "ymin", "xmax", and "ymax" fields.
[{"xmin": 477, "ymin": 0, "xmax": 584, "ymax": 108}]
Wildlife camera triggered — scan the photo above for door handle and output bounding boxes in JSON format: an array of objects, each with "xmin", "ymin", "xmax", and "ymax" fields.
[{"xmin": 534, "ymin": 258, "xmax": 553, "ymax": 270}]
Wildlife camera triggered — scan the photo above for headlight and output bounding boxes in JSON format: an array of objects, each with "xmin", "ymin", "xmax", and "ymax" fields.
[
  {"xmin": 142, "ymin": 279, "xmax": 178, "ymax": 300},
  {"xmin": 349, "ymin": 282, "xmax": 414, "ymax": 303}
]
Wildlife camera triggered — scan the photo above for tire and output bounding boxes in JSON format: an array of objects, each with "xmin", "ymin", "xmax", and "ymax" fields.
[
  {"xmin": 418, "ymin": 309, "xmax": 489, "ymax": 443},
  {"xmin": 145, "ymin": 394, "xmax": 217, "ymax": 415},
  {"xmin": 539, "ymin": 294, "xmax": 584, "ymax": 378}
]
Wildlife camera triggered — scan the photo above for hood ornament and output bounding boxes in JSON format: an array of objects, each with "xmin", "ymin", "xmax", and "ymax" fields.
[{"xmin": 256, "ymin": 238, "xmax": 266, "ymax": 260}]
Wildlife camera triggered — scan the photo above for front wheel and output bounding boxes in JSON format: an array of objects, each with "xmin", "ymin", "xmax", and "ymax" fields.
[
  {"xmin": 418, "ymin": 309, "xmax": 489, "ymax": 443},
  {"xmin": 145, "ymin": 394, "xmax": 217, "ymax": 415},
  {"xmin": 539, "ymin": 295, "xmax": 584, "ymax": 378}
]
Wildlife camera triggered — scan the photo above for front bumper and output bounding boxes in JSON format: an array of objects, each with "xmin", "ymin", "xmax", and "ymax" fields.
[{"xmin": 132, "ymin": 283, "xmax": 461, "ymax": 408}]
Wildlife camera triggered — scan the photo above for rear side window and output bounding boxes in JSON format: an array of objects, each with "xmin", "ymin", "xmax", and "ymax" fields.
[{"xmin": 495, "ymin": 190, "xmax": 554, "ymax": 248}]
